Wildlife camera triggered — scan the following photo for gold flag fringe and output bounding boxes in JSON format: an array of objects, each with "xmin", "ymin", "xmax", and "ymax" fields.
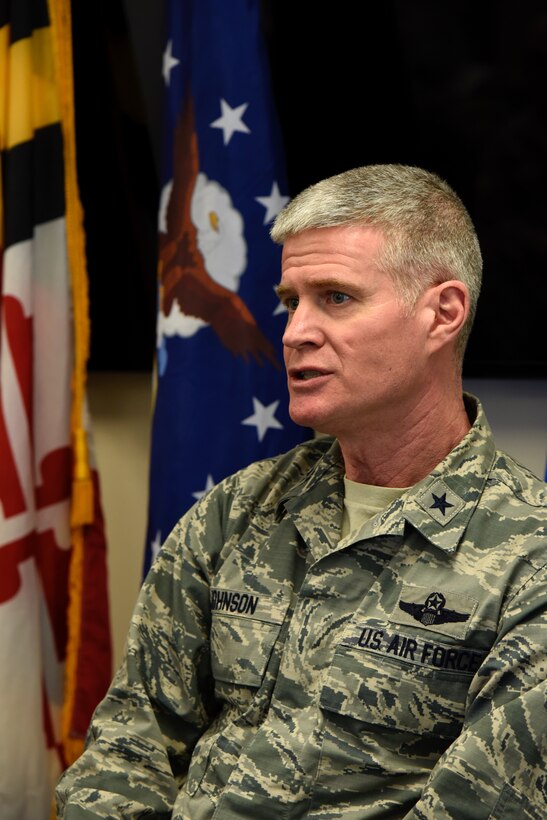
[{"xmin": 47, "ymin": 0, "xmax": 93, "ymax": 766}]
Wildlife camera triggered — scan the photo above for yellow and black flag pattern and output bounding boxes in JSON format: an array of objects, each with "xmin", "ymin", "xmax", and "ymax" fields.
[
  {"xmin": 0, "ymin": 2, "xmax": 111, "ymax": 817},
  {"xmin": 0, "ymin": 0, "xmax": 64, "ymax": 249}
]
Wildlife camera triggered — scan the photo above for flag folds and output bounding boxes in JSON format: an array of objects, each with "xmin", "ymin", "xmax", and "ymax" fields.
[
  {"xmin": 0, "ymin": 1, "xmax": 111, "ymax": 817},
  {"xmin": 145, "ymin": 0, "xmax": 310, "ymax": 574}
]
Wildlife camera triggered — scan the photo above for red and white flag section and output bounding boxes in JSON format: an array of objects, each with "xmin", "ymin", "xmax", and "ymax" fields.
[{"xmin": 0, "ymin": 1, "xmax": 112, "ymax": 817}]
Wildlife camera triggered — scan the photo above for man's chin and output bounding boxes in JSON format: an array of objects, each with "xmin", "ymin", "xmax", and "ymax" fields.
[
  {"xmin": 289, "ymin": 405, "xmax": 332, "ymax": 435},
  {"xmin": 289, "ymin": 408, "xmax": 316, "ymax": 431}
]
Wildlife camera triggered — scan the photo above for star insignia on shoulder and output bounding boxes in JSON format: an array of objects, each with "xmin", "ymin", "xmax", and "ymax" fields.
[{"xmin": 429, "ymin": 492, "xmax": 455, "ymax": 516}]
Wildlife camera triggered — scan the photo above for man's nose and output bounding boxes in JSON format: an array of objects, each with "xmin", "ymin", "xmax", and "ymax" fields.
[{"xmin": 282, "ymin": 302, "xmax": 323, "ymax": 349}]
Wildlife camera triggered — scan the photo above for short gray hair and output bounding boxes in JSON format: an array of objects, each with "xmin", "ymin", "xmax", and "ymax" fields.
[{"xmin": 271, "ymin": 164, "xmax": 482, "ymax": 359}]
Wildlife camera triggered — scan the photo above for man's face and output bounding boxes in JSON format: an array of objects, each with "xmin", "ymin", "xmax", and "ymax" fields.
[{"xmin": 278, "ymin": 225, "xmax": 433, "ymax": 438}]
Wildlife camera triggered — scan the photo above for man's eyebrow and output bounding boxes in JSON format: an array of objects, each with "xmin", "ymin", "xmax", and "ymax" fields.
[
  {"xmin": 275, "ymin": 283, "xmax": 293, "ymax": 298},
  {"xmin": 276, "ymin": 278, "xmax": 360, "ymax": 298}
]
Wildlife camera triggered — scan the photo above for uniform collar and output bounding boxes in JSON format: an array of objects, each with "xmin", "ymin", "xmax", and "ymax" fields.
[
  {"xmin": 277, "ymin": 437, "xmax": 344, "ymax": 560},
  {"xmin": 279, "ymin": 394, "xmax": 497, "ymax": 559},
  {"xmin": 400, "ymin": 394, "xmax": 497, "ymax": 553}
]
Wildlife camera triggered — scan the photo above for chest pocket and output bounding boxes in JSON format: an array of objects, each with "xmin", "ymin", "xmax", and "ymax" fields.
[
  {"xmin": 210, "ymin": 588, "xmax": 289, "ymax": 688},
  {"xmin": 320, "ymin": 620, "xmax": 487, "ymax": 739}
]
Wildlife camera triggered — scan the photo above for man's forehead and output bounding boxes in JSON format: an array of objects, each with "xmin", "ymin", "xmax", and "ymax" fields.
[
  {"xmin": 283, "ymin": 223, "xmax": 384, "ymax": 241},
  {"xmin": 279, "ymin": 225, "xmax": 386, "ymax": 287},
  {"xmin": 281, "ymin": 224, "xmax": 385, "ymax": 262}
]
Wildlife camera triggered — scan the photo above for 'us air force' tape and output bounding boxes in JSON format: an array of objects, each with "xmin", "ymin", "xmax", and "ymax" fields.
[{"xmin": 342, "ymin": 624, "xmax": 487, "ymax": 675}]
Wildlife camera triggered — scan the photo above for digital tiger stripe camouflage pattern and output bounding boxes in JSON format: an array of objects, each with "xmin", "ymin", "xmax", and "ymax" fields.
[{"xmin": 56, "ymin": 396, "xmax": 547, "ymax": 818}]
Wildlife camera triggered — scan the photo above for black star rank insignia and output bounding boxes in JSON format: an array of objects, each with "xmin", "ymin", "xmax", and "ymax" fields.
[
  {"xmin": 416, "ymin": 478, "xmax": 465, "ymax": 526},
  {"xmin": 429, "ymin": 492, "xmax": 455, "ymax": 516}
]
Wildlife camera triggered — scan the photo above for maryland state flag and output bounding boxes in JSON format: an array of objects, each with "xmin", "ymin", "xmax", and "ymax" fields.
[
  {"xmin": 0, "ymin": 1, "xmax": 111, "ymax": 816},
  {"xmin": 144, "ymin": 0, "xmax": 310, "ymax": 573}
]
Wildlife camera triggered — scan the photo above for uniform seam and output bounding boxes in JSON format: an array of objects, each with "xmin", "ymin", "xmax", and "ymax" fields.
[
  {"xmin": 503, "ymin": 558, "xmax": 547, "ymax": 610},
  {"xmin": 485, "ymin": 475, "xmax": 547, "ymax": 510}
]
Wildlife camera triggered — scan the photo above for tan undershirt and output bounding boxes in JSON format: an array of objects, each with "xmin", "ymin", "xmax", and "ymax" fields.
[{"xmin": 341, "ymin": 477, "xmax": 408, "ymax": 539}]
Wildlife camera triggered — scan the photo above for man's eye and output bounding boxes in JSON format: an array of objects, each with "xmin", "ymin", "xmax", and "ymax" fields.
[
  {"xmin": 329, "ymin": 291, "xmax": 350, "ymax": 305},
  {"xmin": 284, "ymin": 296, "xmax": 299, "ymax": 311}
]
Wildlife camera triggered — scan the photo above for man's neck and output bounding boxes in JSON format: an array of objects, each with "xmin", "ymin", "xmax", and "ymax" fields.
[{"xmin": 339, "ymin": 387, "xmax": 471, "ymax": 488}]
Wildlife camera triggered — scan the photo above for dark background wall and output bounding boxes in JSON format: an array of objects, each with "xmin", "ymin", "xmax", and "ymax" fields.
[{"xmin": 73, "ymin": 0, "xmax": 547, "ymax": 377}]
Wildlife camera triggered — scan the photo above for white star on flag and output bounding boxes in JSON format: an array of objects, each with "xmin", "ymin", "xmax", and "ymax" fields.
[
  {"xmin": 192, "ymin": 474, "xmax": 216, "ymax": 501},
  {"xmin": 242, "ymin": 397, "xmax": 283, "ymax": 442},
  {"xmin": 151, "ymin": 531, "xmax": 163, "ymax": 562},
  {"xmin": 210, "ymin": 99, "xmax": 251, "ymax": 145},
  {"xmin": 162, "ymin": 39, "xmax": 180, "ymax": 85},
  {"xmin": 255, "ymin": 181, "xmax": 290, "ymax": 224}
]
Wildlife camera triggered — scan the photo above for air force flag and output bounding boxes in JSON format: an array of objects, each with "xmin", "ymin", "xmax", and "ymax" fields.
[{"xmin": 144, "ymin": 0, "xmax": 310, "ymax": 574}]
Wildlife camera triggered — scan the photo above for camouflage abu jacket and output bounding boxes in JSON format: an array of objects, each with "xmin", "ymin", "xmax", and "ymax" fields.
[{"xmin": 56, "ymin": 396, "xmax": 547, "ymax": 819}]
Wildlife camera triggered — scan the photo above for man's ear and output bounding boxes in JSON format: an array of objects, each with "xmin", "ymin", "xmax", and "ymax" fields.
[{"xmin": 425, "ymin": 280, "xmax": 469, "ymax": 352}]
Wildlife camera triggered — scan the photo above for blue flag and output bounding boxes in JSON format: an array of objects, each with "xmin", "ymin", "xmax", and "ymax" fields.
[{"xmin": 144, "ymin": 0, "xmax": 310, "ymax": 574}]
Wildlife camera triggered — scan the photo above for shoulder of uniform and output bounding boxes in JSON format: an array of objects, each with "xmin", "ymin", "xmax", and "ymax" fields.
[
  {"xmin": 187, "ymin": 435, "xmax": 335, "ymax": 555},
  {"xmin": 489, "ymin": 450, "xmax": 547, "ymax": 509},
  {"xmin": 227, "ymin": 434, "xmax": 335, "ymax": 498},
  {"xmin": 178, "ymin": 436, "xmax": 333, "ymax": 527}
]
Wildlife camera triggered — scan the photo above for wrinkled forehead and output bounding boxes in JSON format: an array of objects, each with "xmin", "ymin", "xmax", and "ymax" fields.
[
  {"xmin": 281, "ymin": 224, "xmax": 387, "ymax": 270},
  {"xmin": 278, "ymin": 226, "xmax": 397, "ymax": 302}
]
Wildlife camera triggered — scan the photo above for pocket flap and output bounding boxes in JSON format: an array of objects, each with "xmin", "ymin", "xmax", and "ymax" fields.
[
  {"xmin": 210, "ymin": 589, "xmax": 289, "ymax": 687},
  {"xmin": 320, "ymin": 622, "xmax": 484, "ymax": 739}
]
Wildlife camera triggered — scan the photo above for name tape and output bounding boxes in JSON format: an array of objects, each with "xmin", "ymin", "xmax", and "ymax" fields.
[{"xmin": 211, "ymin": 589, "xmax": 260, "ymax": 616}]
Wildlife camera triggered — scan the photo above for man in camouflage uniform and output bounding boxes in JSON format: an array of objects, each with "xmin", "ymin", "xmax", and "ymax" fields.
[{"xmin": 56, "ymin": 165, "xmax": 547, "ymax": 818}]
